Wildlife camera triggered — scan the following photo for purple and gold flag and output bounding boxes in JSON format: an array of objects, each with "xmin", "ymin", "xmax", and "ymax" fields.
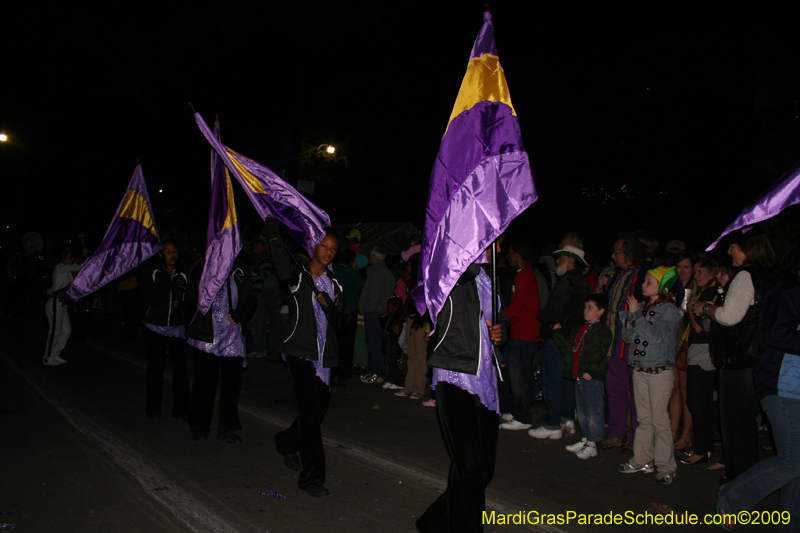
[
  {"xmin": 194, "ymin": 113, "xmax": 330, "ymax": 254},
  {"xmin": 197, "ymin": 120, "xmax": 242, "ymax": 314},
  {"xmin": 411, "ymin": 11, "xmax": 537, "ymax": 325},
  {"xmin": 707, "ymin": 160, "xmax": 800, "ymax": 250},
  {"xmin": 55, "ymin": 165, "xmax": 161, "ymax": 301}
]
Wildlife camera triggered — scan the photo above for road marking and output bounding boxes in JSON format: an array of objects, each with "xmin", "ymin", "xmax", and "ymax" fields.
[
  {"xmin": 4, "ymin": 356, "xmax": 242, "ymax": 533},
  {"xmin": 98, "ymin": 344, "xmax": 570, "ymax": 533}
]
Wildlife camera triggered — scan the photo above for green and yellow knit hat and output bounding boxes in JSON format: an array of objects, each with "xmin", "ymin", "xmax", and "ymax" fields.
[{"xmin": 647, "ymin": 266, "xmax": 679, "ymax": 293}]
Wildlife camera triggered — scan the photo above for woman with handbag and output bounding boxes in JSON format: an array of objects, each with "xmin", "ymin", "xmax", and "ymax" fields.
[{"xmin": 691, "ymin": 229, "xmax": 775, "ymax": 483}]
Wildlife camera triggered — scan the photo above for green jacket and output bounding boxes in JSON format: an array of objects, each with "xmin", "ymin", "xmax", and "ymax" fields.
[{"xmin": 554, "ymin": 322, "xmax": 612, "ymax": 381}]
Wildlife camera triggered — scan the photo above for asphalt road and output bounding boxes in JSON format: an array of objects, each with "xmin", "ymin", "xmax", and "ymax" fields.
[{"xmin": 0, "ymin": 313, "xmax": 780, "ymax": 533}]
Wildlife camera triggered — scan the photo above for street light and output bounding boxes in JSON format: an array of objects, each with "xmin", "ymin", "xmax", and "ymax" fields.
[{"xmin": 0, "ymin": 134, "xmax": 7, "ymax": 142}]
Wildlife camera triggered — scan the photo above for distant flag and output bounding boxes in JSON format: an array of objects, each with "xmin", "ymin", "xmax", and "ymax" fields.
[
  {"xmin": 197, "ymin": 120, "xmax": 242, "ymax": 314},
  {"xmin": 194, "ymin": 113, "xmax": 330, "ymax": 254},
  {"xmin": 707, "ymin": 160, "xmax": 800, "ymax": 250},
  {"xmin": 411, "ymin": 11, "xmax": 537, "ymax": 325},
  {"xmin": 54, "ymin": 165, "xmax": 161, "ymax": 301}
]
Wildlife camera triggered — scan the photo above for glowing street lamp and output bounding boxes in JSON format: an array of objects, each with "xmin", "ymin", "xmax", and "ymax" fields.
[{"xmin": 0, "ymin": 134, "xmax": 8, "ymax": 142}]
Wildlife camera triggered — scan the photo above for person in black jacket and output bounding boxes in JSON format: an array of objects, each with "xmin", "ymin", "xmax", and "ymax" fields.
[
  {"xmin": 416, "ymin": 244, "xmax": 508, "ymax": 533},
  {"xmin": 185, "ymin": 256, "xmax": 256, "ymax": 443},
  {"xmin": 266, "ymin": 218, "xmax": 348, "ymax": 498},
  {"xmin": 141, "ymin": 241, "xmax": 190, "ymax": 419}
]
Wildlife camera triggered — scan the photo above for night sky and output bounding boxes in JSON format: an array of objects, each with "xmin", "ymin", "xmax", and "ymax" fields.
[{"xmin": 3, "ymin": 3, "xmax": 798, "ymax": 254}]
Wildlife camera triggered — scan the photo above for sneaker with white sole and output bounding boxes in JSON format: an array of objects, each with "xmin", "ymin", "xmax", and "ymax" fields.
[
  {"xmin": 382, "ymin": 382, "xmax": 403, "ymax": 390},
  {"xmin": 576, "ymin": 442, "xmax": 598, "ymax": 460},
  {"xmin": 394, "ymin": 391, "xmax": 408, "ymax": 397},
  {"xmin": 565, "ymin": 438, "xmax": 588, "ymax": 453},
  {"xmin": 409, "ymin": 393, "xmax": 421, "ymax": 400},
  {"xmin": 422, "ymin": 399, "xmax": 436, "ymax": 407},
  {"xmin": 528, "ymin": 426, "xmax": 563, "ymax": 439},
  {"xmin": 561, "ymin": 420, "xmax": 576, "ymax": 437},
  {"xmin": 361, "ymin": 374, "xmax": 384, "ymax": 384},
  {"xmin": 499, "ymin": 419, "xmax": 533, "ymax": 430},
  {"xmin": 500, "ymin": 413, "xmax": 514, "ymax": 422},
  {"xmin": 617, "ymin": 460, "xmax": 655, "ymax": 474},
  {"xmin": 655, "ymin": 470, "xmax": 676, "ymax": 485}
]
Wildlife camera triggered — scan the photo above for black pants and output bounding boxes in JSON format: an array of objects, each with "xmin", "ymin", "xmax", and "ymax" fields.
[
  {"xmin": 686, "ymin": 365, "xmax": 717, "ymax": 456},
  {"xmin": 719, "ymin": 367, "xmax": 760, "ymax": 481},
  {"xmin": 275, "ymin": 355, "xmax": 331, "ymax": 488},
  {"xmin": 416, "ymin": 382, "xmax": 499, "ymax": 533},
  {"xmin": 145, "ymin": 329, "xmax": 190, "ymax": 417},
  {"xmin": 336, "ymin": 313, "xmax": 357, "ymax": 381},
  {"xmin": 188, "ymin": 348, "xmax": 244, "ymax": 435}
]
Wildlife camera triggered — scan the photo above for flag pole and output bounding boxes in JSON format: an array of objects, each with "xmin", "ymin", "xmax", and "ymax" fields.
[
  {"xmin": 272, "ymin": 231, "xmax": 321, "ymax": 295},
  {"xmin": 491, "ymin": 242, "xmax": 497, "ymax": 322}
]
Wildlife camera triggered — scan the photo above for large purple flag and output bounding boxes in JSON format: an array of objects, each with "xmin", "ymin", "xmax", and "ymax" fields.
[
  {"xmin": 197, "ymin": 120, "xmax": 242, "ymax": 314},
  {"xmin": 411, "ymin": 12, "xmax": 537, "ymax": 325},
  {"xmin": 55, "ymin": 165, "xmax": 161, "ymax": 301},
  {"xmin": 707, "ymin": 160, "xmax": 800, "ymax": 250},
  {"xmin": 194, "ymin": 113, "xmax": 330, "ymax": 254}
]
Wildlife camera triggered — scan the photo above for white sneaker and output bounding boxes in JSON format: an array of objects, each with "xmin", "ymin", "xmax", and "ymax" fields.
[
  {"xmin": 565, "ymin": 438, "xmax": 588, "ymax": 453},
  {"xmin": 499, "ymin": 419, "xmax": 533, "ymax": 430},
  {"xmin": 500, "ymin": 413, "xmax": 514, "ymax": 422},
  {"xmin": 394, "ymin": 391, "xmax": 408, "ymax": 397},
  {"xmin": 561, "ymin": 420, "xmax": 576, "ymax": 437},
  {"xmin": 382, "ymin": 382, "xmax": 403, "ymax": 390},
  {"xmin": 50, "ymin": 355, "xmax": 68, "ymax": 364},
  {"xmin": 576, "ymin": 442, "xmax": 598, "ymax": 459},
  {"xmin": 528, "ymin": 426, "xmax": 563, "ymax": 440},
  {"xmin": 43, "ymin": 358, "xmax": 62, "ymax": 366}
]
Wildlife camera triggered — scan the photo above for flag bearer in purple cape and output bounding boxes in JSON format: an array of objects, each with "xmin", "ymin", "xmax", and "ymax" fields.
[
  {"xmin": 412, "ymin": 11, "xmax": 536, "ymax": 533},
  {"xmin": 186, "ymin": 118, "xmax": 255, "ymax": 443},
  {"xmin": 43, "ymin": 248, "xmax": 82, "ymax": 366},
  {"xmin": 416, "ymin": 245, "xmax": 508, "ymax": 533},
  {"xmin": 141, "ymin": 240, "xmax": 190, "ymax": 420},
  {"xmin": 266, "ymin": 217, "xmax": 348, "ymax": 498}
]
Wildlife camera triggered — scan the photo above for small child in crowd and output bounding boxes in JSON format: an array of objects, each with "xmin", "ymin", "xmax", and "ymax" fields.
[
  {"xmin": 553, "ymin": 294, "xmax": 612, "ymax": 459},
  {"xmin": 617, "ymin": 266, "xmax": 682, "ymax": 484},
  {"xmin": 381, "ymin": 296, "xmax": 406, "ymax": 390}
]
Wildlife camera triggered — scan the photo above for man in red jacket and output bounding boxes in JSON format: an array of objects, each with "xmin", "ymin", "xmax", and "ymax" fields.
[{"xmin": 499, "ymin": 240, "xmax": 542, "ymax": 430}]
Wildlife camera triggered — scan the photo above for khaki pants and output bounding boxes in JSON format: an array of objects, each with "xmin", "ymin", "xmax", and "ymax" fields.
[
  {"xmin": 403, "ymin": 318, "xmax": 428, "ymax": 397},
  {"xmin": 632, "ymin": 369, "xmax": 677, "ymax": 474}
]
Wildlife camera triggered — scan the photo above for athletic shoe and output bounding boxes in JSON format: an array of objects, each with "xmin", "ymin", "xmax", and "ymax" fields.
[
  {"xmin": 394, "ymin": 391, "xmax": 408, "ymax": 397},
  {"xmin": 43, "ymin": 358, "xmax": 62, "ymax": 366},
  {"xmin": 561, "ymin": 420, "xmax": 576, "ymax": 437},
  {"xmin": 655, "ymin": 470, "xmax": 676, "ymax": 485},
  {"xmin": 51, "ymin": 355, "xmax": 68, "ymax": 364},
  {"xmin": 409, "ymin": 393, "xmax": 421, "ymax": 400},
  {"xmin": 617, "ymin": 460, "xmax": 655, "ymax": 474},
  {"xmin": 422, "ymin": 399, "xmax": 437, "ymax": 407},
  {"xmin": 528, "ymin": 426, "xmax": 563, "ymax": 440},
  {"xmin": 361, "ymin": 373, "xmax": 384, "ymax": 384},
  {"xmin": 499, "ymin": 419, "xmax": 533, "ymax": 431},
  {"xmin": 382, "ymin": 382, "xmax": 403, "ymax": 390},
  {"xmin": 576, "ymin": 442, "xmax": 598, "ymax": 460},
  {"xmin": 500, "ymin": 413, "xmax": 514, "ymax": 422},
  {"xmin": 566, "ymin": 438, "xmax": 588, "ymax": 453}
]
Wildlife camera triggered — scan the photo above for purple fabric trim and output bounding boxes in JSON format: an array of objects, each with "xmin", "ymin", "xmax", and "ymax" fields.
[
  {"xmin": 187, "ymin": 275, "xmax": 245, "ymax": 360},
  {"xmin": 197, "ymin": 121, "xmax": 242, "ymax": 315},
  {"xmin": 144, "ymin": 323, "xmax": 185, "ymax": 338},
  {"xmin": 195, "ymin": 113, "xmax": 330, "ymax": 255},
  {"xmin": 432, "ymin": 268, "xmax": 499, "ymax": 413},
  {"xmin": 55, "ymin": 165, "xmax": 161, "ymax": 302},
  {"xmin": 707, "ymin": 158, "xmax": 800, "ymax": 250},
  {"xmin": 313, "ymin": 274, "xmax": 333, "ymax": 389},
  {"xmin": 470, "ymin": 12, "xmax": 498, "ymax": 60}
]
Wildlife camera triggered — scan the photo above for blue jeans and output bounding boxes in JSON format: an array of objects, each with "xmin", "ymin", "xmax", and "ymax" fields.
[
  {"xmin": 575, "ymin": 378, "xmax": 605, "ymax": 443},
  {"xmin": 718, "ymin": 395, "xmax": 800, "ymax": 531},
  {"xmin": 365, "ymin": 312, "xmax": 385, "ymax": 377},
  {"xmin": 507, "ymin": 338, "xmax": 540, "ymax": 425},
  {"xmin": 542, "ymin": 338, "xmax": 576, "ymax": 429}
]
